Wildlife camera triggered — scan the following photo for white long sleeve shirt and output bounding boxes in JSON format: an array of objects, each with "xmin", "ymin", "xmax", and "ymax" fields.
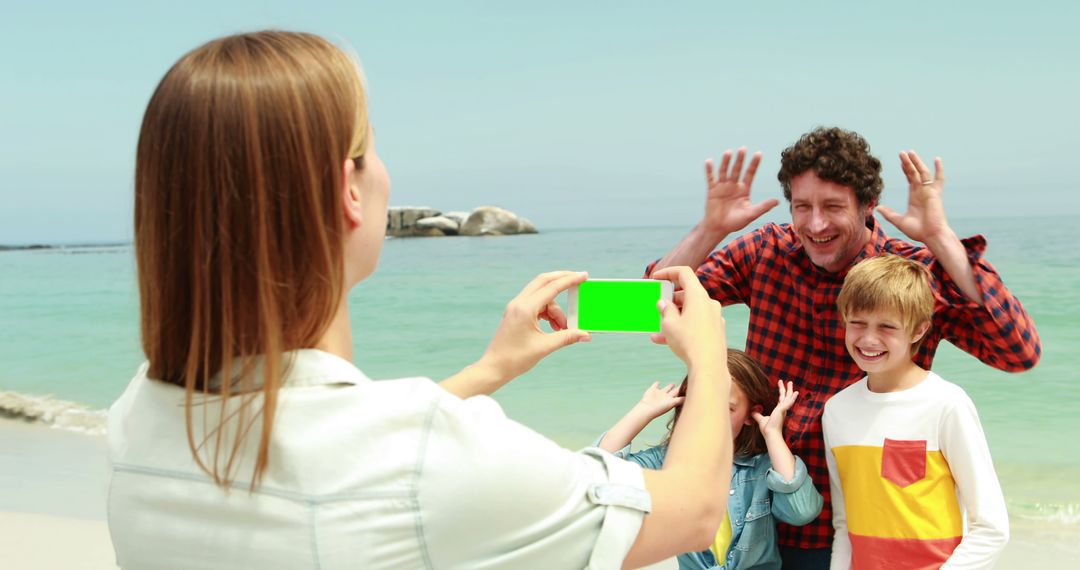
[{"xmin": 822, "ymin": 372, "xmax": 1008, "ymax": 569}]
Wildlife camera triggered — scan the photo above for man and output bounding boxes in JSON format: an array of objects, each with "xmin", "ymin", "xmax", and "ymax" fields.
[{"xmin": 647, "ymin": 127, "xmax": 1040, "ymax": 568}]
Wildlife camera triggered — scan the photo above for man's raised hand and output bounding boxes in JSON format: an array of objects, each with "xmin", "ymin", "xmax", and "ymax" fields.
[
  {"xmin": 702, "ymin": 148, "xmax": 779, "ymax": 237},
  {"xmin": 876, "ymin": 150, "xmax": 953, "ymax": 245}
]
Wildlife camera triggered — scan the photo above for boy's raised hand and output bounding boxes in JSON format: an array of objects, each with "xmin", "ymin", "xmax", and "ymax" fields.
[
  {"xmin": 634, "ymin": 381, "xmax": 686, "ymax": 419},
  {"xmin": 751, "ymin": 380, "xmax": 799, "ymax": 437}
]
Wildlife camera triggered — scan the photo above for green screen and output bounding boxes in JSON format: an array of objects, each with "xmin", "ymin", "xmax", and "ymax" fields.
[{"xmin": 578, "ymin": 280, "xmax": 662, "ymax": 333}]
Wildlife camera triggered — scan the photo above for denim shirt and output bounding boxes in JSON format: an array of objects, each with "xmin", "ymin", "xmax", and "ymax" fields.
[{"xmin": 606, "ymin": 441, "xmax": 823, "ymax": 570}]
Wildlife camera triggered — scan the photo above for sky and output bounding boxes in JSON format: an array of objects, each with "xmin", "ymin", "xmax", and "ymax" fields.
[{"xmin": 1, "ymin": 1, "xmax": 1077, "ymax": 244}]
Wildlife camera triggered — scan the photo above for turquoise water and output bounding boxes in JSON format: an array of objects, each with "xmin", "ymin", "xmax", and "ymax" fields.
[{"xmin": 2, "ymin": 217, "xmax": 1078, "ymax": 529}]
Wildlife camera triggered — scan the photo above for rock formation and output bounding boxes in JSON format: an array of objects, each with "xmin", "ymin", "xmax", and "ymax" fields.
[{"xmin": 386, "ymin": 206, "xmax": 537, "ymax": 237}]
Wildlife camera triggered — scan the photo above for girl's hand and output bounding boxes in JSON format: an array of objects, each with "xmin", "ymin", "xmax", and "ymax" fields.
[
  {"xmin": 751, "ymin": 380, "xmax": 798, "ymax": 438},
  {"xmin": 634, "ymin": 381, "xmax": 686, "ymax": 419}
]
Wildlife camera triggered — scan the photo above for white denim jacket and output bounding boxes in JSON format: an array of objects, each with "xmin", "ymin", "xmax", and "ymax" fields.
[{"xmin": 107, "ymin": 349, "xmax": 650, "ymax": 569}]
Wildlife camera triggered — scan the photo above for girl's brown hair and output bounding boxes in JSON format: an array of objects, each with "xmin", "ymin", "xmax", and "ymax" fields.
[
  {"xmin": 665, "ymin": 348, "xmax": 776, "ymax": 458},
  {"xmin": 135, "ymin": 31, "xmax": 368, "ymax": 487}
]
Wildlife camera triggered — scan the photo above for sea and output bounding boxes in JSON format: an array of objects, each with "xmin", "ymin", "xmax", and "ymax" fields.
[{"xmin": 2, "ymin": 216, "xmax": 1078, "ymax": 544}]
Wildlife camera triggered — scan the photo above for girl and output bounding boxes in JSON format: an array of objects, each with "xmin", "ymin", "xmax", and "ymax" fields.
[
  {"xmin": 599, "ymin": 349, "xmax": 823, "ymax": 569},
  {"xmin": 107, "ymin": 30, "xmax": 735, "ymax": 569}
]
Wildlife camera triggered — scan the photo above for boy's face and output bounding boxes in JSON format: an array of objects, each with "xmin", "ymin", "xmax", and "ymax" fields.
[{"xmin": 843, "ymin": 307, "xmax": 928, "ymax": 375}]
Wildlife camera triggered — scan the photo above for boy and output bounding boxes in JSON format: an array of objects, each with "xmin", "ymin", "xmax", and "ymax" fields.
[{"xmin": 823, "ymin": 254, "xmax": 1009, "ymax": 569}]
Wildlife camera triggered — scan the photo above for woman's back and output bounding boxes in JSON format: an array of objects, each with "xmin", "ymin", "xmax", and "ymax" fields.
[{"xmin": 108, "ymin": 350, "xmax": 644, "ymax": 569}]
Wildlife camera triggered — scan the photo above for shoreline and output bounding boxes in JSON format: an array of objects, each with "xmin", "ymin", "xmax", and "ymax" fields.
[{"xmin": 2, "ymin": 417, "xmax": 1078, "ymax": 567}]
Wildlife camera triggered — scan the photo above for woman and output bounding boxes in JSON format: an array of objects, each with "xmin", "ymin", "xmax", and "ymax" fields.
[{"xmin": 108, "ymin": 30, "xmax": 733, "ymax": 569}]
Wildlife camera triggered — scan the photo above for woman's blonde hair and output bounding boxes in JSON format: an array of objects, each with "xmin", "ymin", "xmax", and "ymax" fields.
[
  {"xmin": 665, "ymin": 348, "xmax": 776, "ymax": 458},
  {"xmin": 837, "ymin": 254, "xmax": 935, "ymax": 348},
  {"xmin": 135, "ymin": 31, "xmax": 369, "ymax": 487}
]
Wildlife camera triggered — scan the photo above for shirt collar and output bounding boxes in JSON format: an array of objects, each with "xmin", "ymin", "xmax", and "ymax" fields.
[
  {"xmin": 191, "ymin": 349, "xmax": 371, "ymax": 391},
  {"xmin": 733, "ymin": 454, "xmax": 758, "ymax": 467},
  {"xmin": 281, "ymin": 349, "xmax": 371, "ymax": 387}
]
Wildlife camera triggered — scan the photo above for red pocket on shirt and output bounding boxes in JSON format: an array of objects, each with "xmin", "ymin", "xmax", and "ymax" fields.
[{"xmin": 880, "ymin": 438, "xmax": 927, "ymax": 488}]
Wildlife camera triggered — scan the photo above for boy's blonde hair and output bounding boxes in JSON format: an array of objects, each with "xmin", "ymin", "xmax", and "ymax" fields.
[{"xmin": 837, "ymin": 254, "xmax": 935, "ymax": 347}]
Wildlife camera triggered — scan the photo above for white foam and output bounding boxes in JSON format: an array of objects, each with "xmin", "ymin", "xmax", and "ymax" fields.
[
  {"xmin": 0, "ymin": 390, "xmax": 107, "ymax": 436},
  {"xmin": 1011, "ymin": 500, "xmax": 1080, "ymax": 526}
]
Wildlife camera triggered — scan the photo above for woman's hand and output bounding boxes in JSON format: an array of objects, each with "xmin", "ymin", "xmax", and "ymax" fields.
[
  {"xmin": 648, "ymin": 266, "xmax": 726, "ymax": 366},
  {"xmin": 442, "ymin": 271, "xmax": 591, "ymax": 398},
  {"xmin": 477, "ymin": 271, "xmax": 592, "ymax": 383}
]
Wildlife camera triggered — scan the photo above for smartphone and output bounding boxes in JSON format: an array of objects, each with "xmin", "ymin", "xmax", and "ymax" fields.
[{"xmin": 568, "ymin": 279, "xmax": 674, "ymax": 333}]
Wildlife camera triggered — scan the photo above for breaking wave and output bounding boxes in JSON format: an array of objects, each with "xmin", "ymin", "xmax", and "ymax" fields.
[{"xmin": 0, "ymin": 390, "xmax": 107, "ymax": 436}]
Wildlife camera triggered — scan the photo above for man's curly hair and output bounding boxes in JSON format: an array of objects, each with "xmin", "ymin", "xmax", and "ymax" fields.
[{"xmin": 777, "ymin": 127, "xmax": 883, "ymax": 207}]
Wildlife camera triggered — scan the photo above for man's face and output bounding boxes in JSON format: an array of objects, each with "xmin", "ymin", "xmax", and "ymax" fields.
[{"xmin": 789, "ymin": 171, "xmax": 874, "ymax": 273}]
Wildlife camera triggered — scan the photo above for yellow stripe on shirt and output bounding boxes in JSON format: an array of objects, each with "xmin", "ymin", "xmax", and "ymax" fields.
[
  {"xmin": 833, "ymin": 445, "xmax": 962, "ymax": 540},
  {"xmin": 710, "ymin": 512, "xmax": 732, "ymax": 562}
]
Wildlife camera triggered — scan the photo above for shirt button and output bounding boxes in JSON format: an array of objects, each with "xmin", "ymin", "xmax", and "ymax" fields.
[
  {"xmin": 736, "ymin": 519, "xmax": 743, "ymax": 525},
  {"xmin": 729, "ymin": 489, "xmax": 735, "ymax": 495}
]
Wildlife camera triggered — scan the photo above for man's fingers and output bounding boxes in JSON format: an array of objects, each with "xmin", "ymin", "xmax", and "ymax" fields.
[
  {"xmin": 718, "ymin": 150, "xmax": 733, "ymax": 181},
  {"xmin": 875, "ymin": 205, "xmax": 902, "ymax": 226},
  {"xmin": 899, "ymin": 151, "xmax": 918, "ymax": 181},
  {"xmin": 650, "ymin": 333, "xmax": 668, "ymax": 345},
  {"xmin": 704, "ymin": 158, "xmax": 716, "ymax": 186},
  {"xmin": 908, "ymin": 150, "xmax": 932, "ymax": 181},
  {"xmin": 742, "ymin": 151, "xmax": 762, "ymax": 188},
  {"xmin": 934, "ymin": 157, "xmax": 945, "ymax": 186},
  {"xmin": 731, "ymin": 147, "xmax": 746, "ymax": 182},
  {"xmin": 750, "ymin": 199, "xmax": 780, "ymax": 220}
]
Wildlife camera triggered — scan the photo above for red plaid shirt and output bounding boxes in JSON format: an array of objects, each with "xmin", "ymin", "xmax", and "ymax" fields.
[{"xmin": 647, "ymin": 218, "xmax": 1041, "ymax": 550}]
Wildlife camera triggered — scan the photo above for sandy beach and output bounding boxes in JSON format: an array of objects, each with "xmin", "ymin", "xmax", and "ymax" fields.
[
  {"xmin": 1, "ymin": 416, "xmax": 1076, "ymax": 569},
  {"xmin": 0, "ymin": 417, "xmax": 116, "ymax": 569}
]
